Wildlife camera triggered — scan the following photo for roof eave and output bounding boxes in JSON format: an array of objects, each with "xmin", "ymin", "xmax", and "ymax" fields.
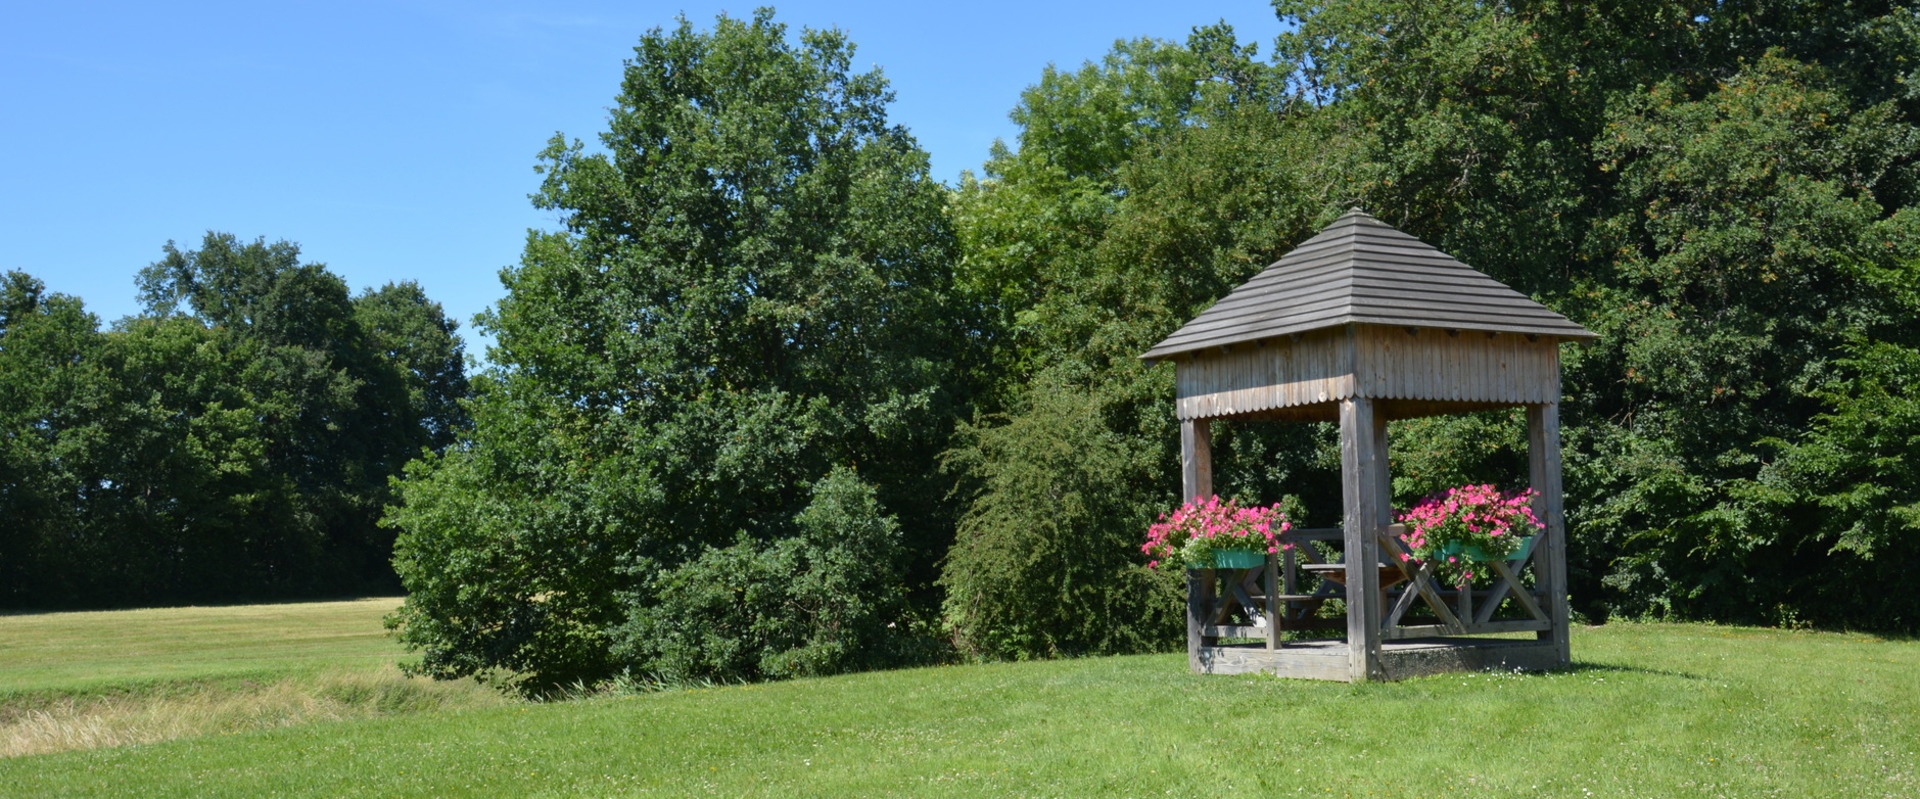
[{"xmin": 1139, "ymin": 323, "xmax": 1599, "ymax": 363}]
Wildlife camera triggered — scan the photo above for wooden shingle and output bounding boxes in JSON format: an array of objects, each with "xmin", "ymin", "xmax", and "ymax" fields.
[{"xmin": 1140, "ymin": 209, "xmax": 1595, "ymax": 362}]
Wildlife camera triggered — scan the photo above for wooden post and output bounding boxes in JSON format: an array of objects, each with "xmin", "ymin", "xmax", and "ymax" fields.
[
  {"xmin": 1182, "ymin": 418, "xmax": 1213, "ymax": 672},
  {"xmin": 1527, "ymin": 402, "xmax": 1571, "ymax": 665},
  {"xmin": 1186, "ymin": 569, "xmax": 1216, "ymax": 672},
  {"xmin": 1180, "ymin": 418, "xmax": 1213, "ymax": 501},
  {"xmin": 1340, "ymin": 397, "xmax": 1386, "ymax": 682},
  {"xmin": 1264, "ymin": 553, "xmax": 1280, "ymax": 651}
]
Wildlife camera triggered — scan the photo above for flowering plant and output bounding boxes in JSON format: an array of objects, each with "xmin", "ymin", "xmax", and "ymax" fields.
[
  {"xmin": 1396, "ymin": 484, "xmax": 1542, "ymax": 586},
  {"xmin": 1143, "ymin": 495, "xmax": 1291, "ymax": 570}
]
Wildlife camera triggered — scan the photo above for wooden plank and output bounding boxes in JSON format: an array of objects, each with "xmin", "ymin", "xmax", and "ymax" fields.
[
  {"xmin": 1385, "ymin": 619, "xmax": 1553, "ymax": 639},
  {"xmin": 1385, "ymin": 575, "xmax": 1420, "ymax": 628},
  {"xmin": 1479, "ymin": 559, "xmax": 1547, "ymax": 623},
  {"xmin": 1204, "ymin": 625, "xmax": 1267, "ymax": 638},
  {"xmin": 1195, "ymin": 644, "xmax": 1354, "ymax": 681},
  {"xmin": 1458, "ymin": 566, "xmax": 1474, "ymax": 621},
  {"xmin": 1197, "ymin": 638, "xmax": 1567, "ymax": 682},
  {"xmin": 1378, "ymin": 639, "xmax": 1565, "ymax": 680},
  {"xmin": 1281, "ymin": 542, "xmax": 1299, "ymax": 595},
  {"xmin": 1476, "ymin": 573, "xmax": 1515, "ymax": 625},
  {"xmin": 1375, "ymin": 527, "xmax": 1464, "ymax": 633},
  {"xmin": 1226, "ymin": 570, "xmax": 1261, "ymax": 625},
  {"xmin": 1352, "ymin": 324, "xmax": 1560, "ymax": 406},
  {"xmin": 1173, "ymin": 330, "xmax": 1356, "ymax": 420},
  {"xmin": 1340, "ymin": 396, "xmax": 1385, "ymax": 682},
  {"xmin": 1528, "ymin": 402, "xmax": 1572, "ymax": 666}
]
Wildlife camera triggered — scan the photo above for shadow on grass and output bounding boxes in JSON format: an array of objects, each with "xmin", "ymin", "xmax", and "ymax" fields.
[{"xmin": 1554, "ymin": 661, "xmax": 1702, "ymax": 681}]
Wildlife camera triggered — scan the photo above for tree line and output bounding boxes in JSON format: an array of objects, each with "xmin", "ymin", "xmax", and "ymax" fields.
[{"xmin": 1, "ymin": 234, "xmax": 467, "ymax": 606}]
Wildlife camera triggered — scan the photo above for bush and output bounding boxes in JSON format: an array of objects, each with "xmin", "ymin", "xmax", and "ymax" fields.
[
  {"xmin": 939, "ymin": 378, "xmax": 1187, "ymax": 660},
  {"xmin": 611, "ymin": 468, "xmax": 933, "ymax": 683}
]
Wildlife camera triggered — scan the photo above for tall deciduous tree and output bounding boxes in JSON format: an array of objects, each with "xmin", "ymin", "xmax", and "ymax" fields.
[
  {"xmin": 387, "ymin": 9, "xmax": 967, "ymax": 690},
  {"xmin": 0, "ymin": 273, "xmax": 105, "ymax": 604}
]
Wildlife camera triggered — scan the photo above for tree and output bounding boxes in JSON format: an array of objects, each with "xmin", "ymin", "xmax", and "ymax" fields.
[
  {"xmin": 2, "ymin": 233, "xmax": 467, "ymax": 608},
  {"xmin": 0, "ymin": 273, "xmax": 104, "ymax": 604},
  {"xmin": 353, "ymin": 282, "xmax": 469, "ymax": 450},
  {"xmin": 938, "ymin": 26, "xmax": 1341, "ymax": 659},
  {"xmin": 1264, "ymin": 0, "xmax": 1920, "ymax": 626},
  {"xmin": 387, "ymin": 8, "xmax": 966, "ymax": 690},
  {"xmin": 940, "ymin": 0, "xmax": 1920, "ymax": 649}
]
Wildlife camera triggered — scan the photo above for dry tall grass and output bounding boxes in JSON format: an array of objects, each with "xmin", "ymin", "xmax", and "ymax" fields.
[
  {"xmin": 0, "ymin": 598, "xmax": 509, "ymax": 758},
  {"xmin": 1, "ymin": 667, "xmax": 505, "ymax": 758}
]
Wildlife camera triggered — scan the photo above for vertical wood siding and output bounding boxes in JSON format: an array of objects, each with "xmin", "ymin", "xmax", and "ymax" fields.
[
  {"xmin": 1175, "ymin": 328, "xmax": 1354, "ymax": 420},
  {"xmin": 1175, "ymin": 325, "xmax": 1564, "ymax": 420}
]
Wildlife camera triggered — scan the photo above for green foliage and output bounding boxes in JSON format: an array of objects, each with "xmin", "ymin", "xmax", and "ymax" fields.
[
  {"xmin": 353, "ymin": 281, "xmax": 470, "ymax": 448},
  {"xmin": 384, "ymin": 381, "xmax": 642, "ymax": 690},
  {"xmin": 1244, "ymin": 1, "xmax": 1920, "ymax": 628},
  {"xmin": 937, "ymin": 0, "xmax": 1920, "ymax": 643},
  {"xmin": 938, "ymin": 27, "xmax": 1346, "ymax": 659},
  {"xmin": 388, "ymin": 1, "xmax": 1920, "ymax": 684},
  {"xmin": 387, "ymin": 9, "xmax": 962, "ymax": 692},
  {"xmin": 0, "ymin": 273, "xmax": 106, "ymax": 604},
  {"xmin": 940, "ymin": 377, "xmax": 1184, "ymax": 659},
  {"xmin": 0, "ymin": 232, "xmax": 466, "ymax": 607},
  {"xmin": 1565, "ymin": 44, "xmax": 1920, "ymax": 624},
  {"xmin": 611, "ymin": 467, "xmax": 920, "ymax": 682}
]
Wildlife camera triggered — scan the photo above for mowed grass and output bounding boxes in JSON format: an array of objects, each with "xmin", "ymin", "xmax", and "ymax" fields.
[
  {"xmin": 4, "ymin": 611, "xmax": 1917, "ymax": 799},
  {"xmin": 1, "ymin": 598, "xmax": 412, "ymax": 698},
  {"xmin": 0, "ymin": 598, "xmax": 502, "ymax": 757}
]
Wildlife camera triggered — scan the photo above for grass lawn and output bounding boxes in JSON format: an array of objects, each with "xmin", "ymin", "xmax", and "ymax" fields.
[
  {"xmin": 0, "ymin": 598, "xmax": 501, "ymax": 757},
  {"xmin": 3, "ymin": 607, "xmax": 1916, "ymax": 797},
  {"xmin": 0, "ymin": 598, "xmax": 413, "ymax": 699}
]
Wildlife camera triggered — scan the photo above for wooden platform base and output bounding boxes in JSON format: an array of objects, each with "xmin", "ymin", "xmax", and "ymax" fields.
[{"xmin": 1195, "ymin": 637, "xmax": 1566, "ymax": 682}]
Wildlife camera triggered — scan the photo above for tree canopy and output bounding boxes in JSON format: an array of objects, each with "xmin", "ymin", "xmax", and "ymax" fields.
[
  {"xmin": 386, "ymin": 9, "xmax": 969, "ymax": 691},
  {"xmin": 0, "ymin": 235, "xmax": 466, "ymax": 607}
]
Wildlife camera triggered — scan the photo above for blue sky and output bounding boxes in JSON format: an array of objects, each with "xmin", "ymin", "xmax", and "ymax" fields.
[{"xmin": 2, "ymin": 1, "xmax": 1285, "ymax": 358}]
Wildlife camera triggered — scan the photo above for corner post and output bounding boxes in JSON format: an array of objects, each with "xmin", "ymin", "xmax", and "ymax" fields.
[
  {"xmin": 1186, "ymin": 569, "xmax": 1216, "ymax": 672},
  {"xmin": 1181, "ymin": 418, "xmax": 1214, "ymax": 672},
  {"xmin": 1340, "ymin": 397, "xmax": 1386, "ymax": 682},
  {"xmin": 1527, "ymin": 402, "xmax": 1571, "ymax": 665},
  {"xmin": 1180, "ymin": 418, "xmax": 1213, "ymax": 501}
]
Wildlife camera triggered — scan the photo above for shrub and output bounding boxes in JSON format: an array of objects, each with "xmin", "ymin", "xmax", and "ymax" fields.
[{"xmin": 610, "ymin": 468, "xmax": 928, "ymax": 683}]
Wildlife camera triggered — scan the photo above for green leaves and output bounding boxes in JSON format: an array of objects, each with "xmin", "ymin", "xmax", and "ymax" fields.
[
  {"xmin": 394, "ymin": 1, "xmax": 1920, "ymax": 681},
  {"xmin": 389, "ymin": 9, "xmax": 964, "ymax": 691},
  {"xmin": 612, "ymin": 467, "xmax": 915, "ymax": 683},
  {"xmin": 1, "ymin": 233, "xmax": 468, "ymax": 608}
]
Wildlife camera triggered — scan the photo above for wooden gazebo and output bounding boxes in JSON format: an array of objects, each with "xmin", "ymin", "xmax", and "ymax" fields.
[{"xmin": 1140, "ymin": 208, "xmax": 1596, "ymax": 682}]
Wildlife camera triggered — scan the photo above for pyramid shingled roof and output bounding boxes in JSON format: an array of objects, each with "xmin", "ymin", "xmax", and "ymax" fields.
[{"xmin": 1141, "ymin": 209, "xmax": 1596, "ymax": 361}]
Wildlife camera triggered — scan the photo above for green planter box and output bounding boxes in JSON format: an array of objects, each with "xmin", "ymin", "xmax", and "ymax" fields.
[
  {"xmin": 1438, "ymin": 535, "xmax": 1538, "ymax": 563},
  {"xmin": 1208, "ymin": 549, "xmax": 1267, "ymax": 569}
]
